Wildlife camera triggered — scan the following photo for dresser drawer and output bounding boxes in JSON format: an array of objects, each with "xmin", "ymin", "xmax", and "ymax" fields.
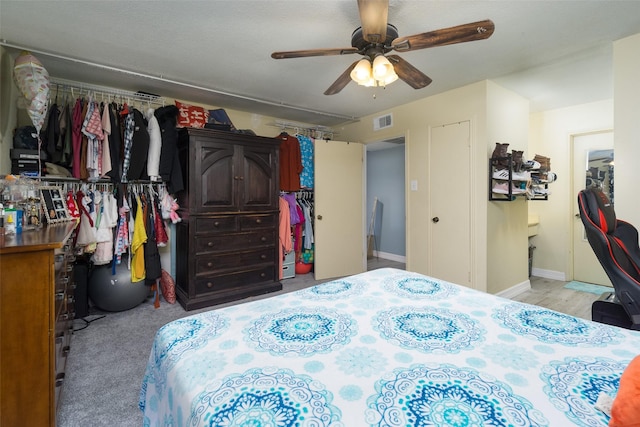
[
  {"xmin": 196, "ymin": 247, "xmax": 276, "ymax": 274},
  {"xmin": 194, "ymin": 265, "xmax": 276, "ymax": 296},
  {"xmin": 195, "ymin": 230, "xmax": 276, "ymax": 254},
  {"xmin": 195, "ymin": 216, "xmax": 237, "ymax": 234},
  {"xmin": 239, "ymin": 213, "xmax": 277, "ymax": 230}
]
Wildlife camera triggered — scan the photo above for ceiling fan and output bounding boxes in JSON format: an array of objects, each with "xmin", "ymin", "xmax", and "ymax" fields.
[{"xmin": 271, "ymin": 0, "xmax": 495, "ymax": 95}]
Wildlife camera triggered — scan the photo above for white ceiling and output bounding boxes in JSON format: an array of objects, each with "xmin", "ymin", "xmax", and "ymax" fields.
[{"xmin": 1, "ymin": 1, "xmax": 640, "ymax": 128}]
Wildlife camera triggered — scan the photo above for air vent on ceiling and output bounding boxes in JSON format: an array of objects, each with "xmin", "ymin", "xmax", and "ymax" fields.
[{"xmin": 373, "ymin": 113, "xmax": 393, "ymax": 131}]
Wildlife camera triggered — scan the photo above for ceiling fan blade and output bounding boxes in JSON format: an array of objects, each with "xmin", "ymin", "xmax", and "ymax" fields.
[
  {"xmin": 387, "ymin": 55, "xmax": 432, "ymax": 89},
  {"xmin": 324, "ymin": 61, "xmax": 359, "ymax": 95},
  {"xmin": 271, "ymin": 47, "xmax": 359, "ymax": 59},
  {"xmin": 357, "ymin": 0, "xmax": 389, "ymax": 43},
  {"xmin": 392, "ymin": 19, "xmax": 495, "ymax": 52}
]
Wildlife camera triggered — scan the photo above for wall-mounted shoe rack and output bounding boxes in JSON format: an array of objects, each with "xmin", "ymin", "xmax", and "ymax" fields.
[{"xmin": 489, "ymin": 155, "xmax": 550, "ymax": 201}]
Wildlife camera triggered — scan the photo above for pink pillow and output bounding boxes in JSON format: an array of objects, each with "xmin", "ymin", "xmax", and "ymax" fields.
[
  {"xmin": 610, "ymin": 355, "xmax": 640, "ymax": 427},
  {"xmin": 175, "ymin": 101, "xmax": 209, "ymax": 128}
]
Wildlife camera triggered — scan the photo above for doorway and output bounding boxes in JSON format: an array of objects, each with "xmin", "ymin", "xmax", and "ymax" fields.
[
  {"xmin": 365, "ymin": 137, "xmax": 406, "ymax": 265},
  {"xmin": 571, "ymin": 129, "xmax": 614, "ymax": 286}
]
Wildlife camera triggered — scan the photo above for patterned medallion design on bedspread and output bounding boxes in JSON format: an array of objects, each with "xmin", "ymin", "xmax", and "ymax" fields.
[
  {"xmin": 373, "ymin": 306, "xmax": 484, "ymax": 353},
  {"xmin": 142, "ymin": 312, "xmax": 229, "ymax": 398},
  {"xmin": 246, "ymin": 307, "xmax": 356, "ymax": 356},
  {"xmin": 493, "ymin": 303, "xmax": 622, "ymax": 345},
  {"xmin": 365, "ymin": 364, "xmax": 548, "ymax": 426},
  {"xmin": 541, "ymin": 357, "xmax": 626, "ymax": 427},
  {"xmin": 189, "ymin": 367, "xmax": 340, "ymax": 426},
  {"xmin": 302, "ymin": 278, "xmax": 366, "ymax": 300},
  {"xmin": 383, "ymin": 273, "xmax": 458, "ymax": 300}
]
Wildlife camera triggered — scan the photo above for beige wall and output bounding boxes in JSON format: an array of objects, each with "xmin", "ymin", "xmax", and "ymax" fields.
[
  {"xmin": 527, "ymin": 100, "xmax": 613, "ymax": 279},
  {"xmin": 614, "ymin": 33, "xmax": 640, "ymax": 227},
  {"xmin": 486, "ymin": 81, "xmax": 530, "ymax": 293},
  {"xmin": 340, "ymin": 80, "xmax": 530, "ymax": 294}
]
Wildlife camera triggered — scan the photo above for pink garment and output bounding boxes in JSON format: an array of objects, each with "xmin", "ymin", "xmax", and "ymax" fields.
[
  {"xmin": 278, "ymin": 197, "xmax": 292, "ymax": 280},
  {"xmin": 101, "ymin": 104, "xmax": 112, "ymax": 176}
]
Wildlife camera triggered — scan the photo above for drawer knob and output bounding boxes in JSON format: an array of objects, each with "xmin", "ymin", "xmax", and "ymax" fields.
[
  {"xmin": 260, "ymin": 237, "xmax": 267, "ymax": 242},
  {"xmin": 255, "ymin": 219, "xmax": 262, "ymax": 224},
  {"xmin": 207, "ymin": 282, "xmax": 213, "ymax": 288},
  {"xmin": 62, "ymin": 346, "xmax": 71, "ymax": 356},
  {"xmin": 214, "ymin": 221, "xmax": 220, "ymax": 227},
  {"xmin": 260, "ymin": 273, "xmax": 266, "ymax": 278},
  {"xmin": 55, "ymin": 292, "xmax": 65, "ymax": 301},
  {"xmin": 260, "ymin": 254, "xmax": 267, "ymax": 260},
  {"xmin": 207, "ymin": 262, "xmax": 213, "ymax": 267},
  {"xmin": 207, "ymin": 241, "xmax": 213, "ymax": 247}
]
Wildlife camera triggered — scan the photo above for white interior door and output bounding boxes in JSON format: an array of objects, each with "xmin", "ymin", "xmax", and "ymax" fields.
[
  {"xmin": 572, "ymin": 130, "xmax": 614, "ymax": 286},
  {"xmin": 314, "ymin": 140, "xmax": 365, "ymax": 280},
  {"xmin": 429, "ymin": 122, "xmax": 472, "ymax": 286}
]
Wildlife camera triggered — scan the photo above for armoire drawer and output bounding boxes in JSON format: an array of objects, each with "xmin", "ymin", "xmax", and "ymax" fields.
[
  {"xmin": 194, "ymin": 265, "xmax": 276, "ymax": 296},
  {"xmin": 239, "ymin": 213, "xmax": 277, "ymax": 230},
  {"xmin": 195, "ymin": 247, "xmax": 276, "ymax": 274},
  {"xmin": 195, "ymin": 215, "xmax": 237, "ymax": 234},
  {"xmin": 195, "ymin": 230, "xmax": 276, "ymax": 254}
]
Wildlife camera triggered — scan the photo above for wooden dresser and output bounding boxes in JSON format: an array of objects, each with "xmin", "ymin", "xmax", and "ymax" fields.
[
  {"xmin": 175, "ymin": 128, "xmax": 282, "ymax": 310},
  {"xmin": 0, "ymin": 222, "xmax": 77, "ymax": 426}
]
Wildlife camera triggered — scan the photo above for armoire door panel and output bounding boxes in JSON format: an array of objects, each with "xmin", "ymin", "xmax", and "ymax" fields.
[{"xmin": 199, "ymin": 146, "xmax": 235, "ymax": 210}]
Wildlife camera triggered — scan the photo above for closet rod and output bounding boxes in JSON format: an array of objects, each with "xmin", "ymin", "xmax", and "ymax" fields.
[
  {"xmin": 50, "ymin": 77, "xmax": 164, "ymax": 104},
  {"xmin": 274, "ymin": 120, "xmax": 337, "ymax": 139},
  {"xmin": 1, "ymin": 40, "xmax": 359, "ymax": 123}
]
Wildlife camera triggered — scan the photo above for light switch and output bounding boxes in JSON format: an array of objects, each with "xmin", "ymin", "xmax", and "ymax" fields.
[{"xmin": 410, "ymin": 180, "xmax": 418, "ymax": 191}]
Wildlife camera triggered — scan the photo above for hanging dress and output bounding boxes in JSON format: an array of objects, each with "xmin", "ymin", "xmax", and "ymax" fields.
[{"xmin": 131, "ymin": 195, "xmax": 147, "ymax": 282}]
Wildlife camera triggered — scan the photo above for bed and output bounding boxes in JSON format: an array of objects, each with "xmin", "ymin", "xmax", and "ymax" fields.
[{"xmin": 139, "ymin": 268, "xmax": 640, "ymax": 426}]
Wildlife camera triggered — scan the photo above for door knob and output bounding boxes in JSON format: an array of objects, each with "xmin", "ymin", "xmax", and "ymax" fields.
[
  {"xmin": 432, "ymin": 217, "xmax": 440, "ymax": 223},
  {"xmin": 317, "ymin": 215, "xmax": 323, "ymax": 220}
]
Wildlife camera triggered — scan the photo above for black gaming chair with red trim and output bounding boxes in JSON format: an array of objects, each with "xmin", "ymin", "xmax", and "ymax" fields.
[{"xmin": 577, "ymin": 188, "xmax": 640, "ymax": 330}]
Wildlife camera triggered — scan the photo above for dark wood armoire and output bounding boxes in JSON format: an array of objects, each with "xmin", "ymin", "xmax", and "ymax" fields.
[{"xmin": 174, "ymin": 128, "xmax": 282, "ymax": 310}]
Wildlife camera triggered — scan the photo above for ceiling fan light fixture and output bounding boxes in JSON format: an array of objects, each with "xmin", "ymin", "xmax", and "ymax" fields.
[
  {"xmin": 372, "ymin": 54, "xmax": 394, "ymax": 80},
  {"xmin": 350, "ymin": 58, "xmax": 373, "ymax": 85}
]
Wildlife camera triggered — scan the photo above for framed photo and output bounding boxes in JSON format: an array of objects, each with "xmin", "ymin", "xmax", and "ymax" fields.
[{"xmin": 40, "ymin": 186, "xmax": 71, "ymax": 223}]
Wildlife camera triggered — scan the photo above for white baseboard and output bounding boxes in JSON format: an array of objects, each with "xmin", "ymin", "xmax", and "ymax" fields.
[
  {"xmin": 531, "ymin": 268, "xmax": 566, "ymax": 281},
  {"xmin": 495, "ymin": 280, "xmax": 531, "ymax": 299},
  {"xmin": 372, "ymin": 251, "xmax": 406, "ymax": 263}
]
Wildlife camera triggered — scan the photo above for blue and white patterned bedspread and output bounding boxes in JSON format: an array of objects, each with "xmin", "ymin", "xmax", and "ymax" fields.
[{"xmin": 139, "ymin": 268, "xmax": 640, "ymax": 426}]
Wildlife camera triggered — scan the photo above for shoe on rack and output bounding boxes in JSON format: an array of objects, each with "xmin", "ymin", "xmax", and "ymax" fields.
[
  {"xmin": 532, "ymin": 186, "xmax": 551, "ymax": 195},
  {"xmin": 492, "ymin": 169, "xmax": 531, "ymax": 181},
  {"xmin": 523, "ymin": 160, "xmax": 541, "ymax": 170},
  {"xmin": 492, "ymin": 182, "xmax": 525, "ymax": 195}
]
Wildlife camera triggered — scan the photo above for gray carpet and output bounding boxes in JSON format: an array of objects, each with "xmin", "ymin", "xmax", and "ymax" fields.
[
  {"xmin": 56, "ymin": 259, "xmax": 404, "ymax": 426},
  {"xmin": 56, "ymin": 282, "xmax": 319, "ymax": 426}
]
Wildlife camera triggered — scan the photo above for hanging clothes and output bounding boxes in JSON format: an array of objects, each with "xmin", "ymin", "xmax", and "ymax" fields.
[
  {"xmin": 297, "ymin": 134, "xmax": 314, "ymax": 189},
  {"xmin": 71, "ymin": 98, "xmax": 84, "ymax": 178},
  {"xmin": 145, "ymin": 108, "xmax": 162, "ymax": 181},
  {"xmin": 155, "ymin": 105, "xmax": 184, "ymax": 193},
  {"xmin": 125, "ymin": 109, "xmax": 151, "ymax": 182},
  {"xmin": 278, "ymin": 196, "xmax": 292, "ymax": 280},
  {"xmin": 101, "ymin": 102, "xmax": 113, "ymax": 177},
  {"xmin": 92, "ymin": 190, "xmax": 118, "ymax": 265},
  {"xmin": 277, "ymin": 132, "xmax": 303, "ymax": 191},
  {"xmin": 143, "ymin": 193, "xmax": 162, "ymax": 285},
  {"xmin": 131, "ymin": 194, "xmax": 147, "ymax": 282},
  {"xmin": 106, "ymin": 102, "xmax": 122, "ymax": 182}
]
